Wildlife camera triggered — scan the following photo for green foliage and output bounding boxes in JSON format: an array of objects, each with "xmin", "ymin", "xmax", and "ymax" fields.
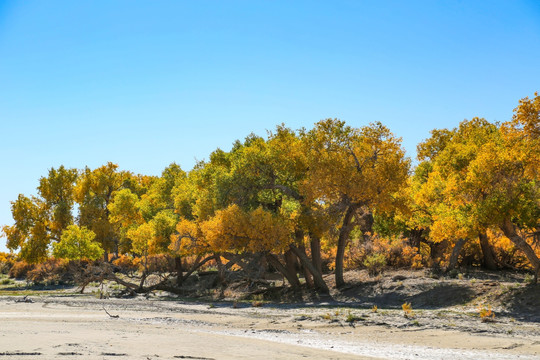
[
  {"xmin": 53, "ymin": 225, "xmax": 104, "ymax": 261},
  {"xmin": 2, "ymin": 93, "xmax": 539, "ymax": 290},
  {"xmin": 363, "ymin": 253, "xmax": 387, "ymax": 275}
]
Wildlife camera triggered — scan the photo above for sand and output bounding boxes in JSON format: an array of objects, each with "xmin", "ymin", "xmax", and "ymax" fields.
[{"xmin": 0, "ymin": 296, "xmax": 538, "ymax": 359}]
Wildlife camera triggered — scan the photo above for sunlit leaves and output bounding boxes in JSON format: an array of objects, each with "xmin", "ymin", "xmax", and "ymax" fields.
[
  {"xmin": 53, "ymin": 225, "xmax": 103, "ymax": 261},
  {"xmin": 200, "ymin": 204, "xmax": 291, "ymax": 253}
]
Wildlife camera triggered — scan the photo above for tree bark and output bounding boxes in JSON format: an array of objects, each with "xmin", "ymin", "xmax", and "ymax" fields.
[
  {"xmin": 500, "ymin": 218, "xmax": 540, "ymax": 283},
  {"xmin": 408, "ymin": 228, "xmax": 424, "ymax": 250},
  {"xmin": 298, "ymin": 245, "xmax": 314, "ymax": 288},
  {"xmin": 310, "ymin": 233, "xmax": 323, "ymax": 275},
  {"xmin": 284, "ymin": 249, "xmax": 300, "ymax": 286},
  {"xmin": 215, "ymin": 254, "xmax": 226, "ymax": 285},
  {"xmin": 335, "ymin": 203, "xmax": 360, "ymax": 288},
  {"xmin": 266, "ymin": 253, "xmax": 300, "ymax": 289},
  {"xmin": 447, "ymin": 238, "xmax": 466, "ymax": 271},
  {"xmin": 174, "ymin": 256, "xmax": 183, "ymax": 286},
  {"xmin": 289, "ymin": 244, "xmax": 329, "ymax": 293},
  {"xmin": 181, "ymin": 254, "xmax": 216, "ymax": 282},
  {"xmin": 478, "ymin": 231, "xmax": 498, "ymax": 270}
]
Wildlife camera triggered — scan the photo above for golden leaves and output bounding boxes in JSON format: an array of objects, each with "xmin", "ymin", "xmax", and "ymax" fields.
[{"xmin": 200, "ymin": 205, "xmax": 291, "ymax": 253}]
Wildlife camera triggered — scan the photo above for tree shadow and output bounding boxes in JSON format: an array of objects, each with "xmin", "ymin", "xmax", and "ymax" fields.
[
  {"xmin": 336, "ymin": 282, "xmax": 476, "ymax": 309},
  {"xmin": 499, "ymin": 284, "xmax": 540, "ymax": 323}
]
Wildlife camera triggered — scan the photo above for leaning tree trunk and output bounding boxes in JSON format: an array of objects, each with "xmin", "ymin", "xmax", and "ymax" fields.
[
  {"xmin": 501, "ymin": 219, "xmax": 540, "ymax": 283},
  {"xmin": 293, "ymin": 230, "xmax": 314, "ymax": 288},
  {"xmin": 478, "ymin": 231, "xmax": 498, "ymax": 270},
  {"xmin": 447, "ymin": 238, "xmax": 466, "ymax": 272},
  {"xmin": 298, "ymin": 245, "xmax": 314, "ymax": 288},
  {"xmin": 289, "ymin": 244, "xmax": 329, "ymax": 293},
  {"xmin": 266, "ymin": 253, "xmax": 300, "ymax": 289},
  {"xmin": 284, "ymin": 249, "xmax": 300, "ymax": 285},
  {"xmin": 335, "ymin": 203, "xmax": 360, "ymax": 288}
]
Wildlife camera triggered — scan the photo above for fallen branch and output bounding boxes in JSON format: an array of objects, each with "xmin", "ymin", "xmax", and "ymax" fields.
[
  {"xmin": 102, "ymin": 306, "xmax": 119, "ymax": 318},
  {"xmin": 15, "ymin": 295, "xmax": 33, "ymax": 303}
]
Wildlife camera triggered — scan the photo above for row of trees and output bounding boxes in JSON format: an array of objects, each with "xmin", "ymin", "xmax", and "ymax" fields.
[{"xmin": 2, "ymin": 93, "xmax": 539, "ymax": 291}]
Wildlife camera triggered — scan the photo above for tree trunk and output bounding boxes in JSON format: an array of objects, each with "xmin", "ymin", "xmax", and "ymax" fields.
[
  {"xmin": 298, "ymin": 245, "xmax": 314, "ymax": 288},
  {"xmin": 408, "ymin": 228, "xmax": 423, "ymax": 250},
  {"xmin": 174, "ymin": 256, "xmax": 183, "ymax": 287},
  {"xmin": 478, "ymin": 231, "xmax": 497, "ymax": 270},
  {"xmin": 215, "ymin": 254, "xmax": 226, "ymax": 285},
  {"xmin": 310, "ymin": 233, "xmax": 323, "ymax": 274},
  {"xmin": 447, "ymin": 238, "xmax": 466, "ymax": 271},
  {"xmin": 289, "ymin": 244, "xmax": 329, "ymax": 293},
  {"xmin": 335, "ymin": 203, "xmax": 359, "ymax": 288},
  {"xmin": 284, "ymin": 249, "xmax": 300, "ymax": 285},
  {"xmin": 181, "ymin": 254, "xmax": 215, "ymax": 281},
  {"xmin": 266, "ymin": 253, "xmax": 300, "ymax": 289},
  {"xmin": 500, "ymin": 219, "xmax": 540, "ymax": 283},
  {"xmin": 293, "ymin": 230, "xmax": 313, "ymax": 288}
]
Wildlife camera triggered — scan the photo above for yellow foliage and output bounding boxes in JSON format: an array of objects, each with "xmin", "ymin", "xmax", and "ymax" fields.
[
  {"xmin": 345, "ymin": 236, "xmax": 426, "ymax": 270},
  {"xmin": 479, "ymin": 305, "xmax": 495, "ymax": 322},
  {"xmin": 170, "ymin": 218, "xmax": 206, "ymax": 256},
  {"xmin": 200, "ymin": 205, "xmax": 291, "ymax": 253},
  {"xmin": 402, "ymin": 302, "xmax": 414, "ymax": 317}
]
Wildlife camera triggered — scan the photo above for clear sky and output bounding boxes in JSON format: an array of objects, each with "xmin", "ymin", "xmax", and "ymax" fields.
[{"xmin": 1, "ymin": 0, "xmax": 539, "ymax": 252}]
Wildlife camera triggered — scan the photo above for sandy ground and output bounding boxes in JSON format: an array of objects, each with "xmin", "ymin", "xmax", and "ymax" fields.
[{"xmin": 0, "ymin": 296, "xmax": 539, "ymax": 360}]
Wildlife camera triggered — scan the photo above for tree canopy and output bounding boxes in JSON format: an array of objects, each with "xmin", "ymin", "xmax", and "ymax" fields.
[{"xmin": 2, "ymin": 92, "xmax": 539, "ymax": 288}]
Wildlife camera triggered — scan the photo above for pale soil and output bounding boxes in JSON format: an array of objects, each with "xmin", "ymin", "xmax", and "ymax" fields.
[{"xmin": 0, "ymin": 294, "xmax": 539, "ymax": 360}]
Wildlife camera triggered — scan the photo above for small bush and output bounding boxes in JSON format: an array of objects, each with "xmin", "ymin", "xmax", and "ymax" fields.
[
  {"xmin": 363, "ymin": 253, "xmax": 387, "ymax": 275},
  {"xmin": 345, "ymin": 311, "xmax": 363, "ymax": 323},
  {"xmin": 9, "ymin": 261, "xmax": 35, "ymax": 279},
  {"xmin": 138, "ymin": 254, "xmax": 175, "ymax": 273},
  {"xmin": 26, "ymin": 259, "xmax": 70, "ymax": 284},
  {"xmin": 479, "ymin": 305, "xmax": 495, "ymax": 322},
  {"xmin": 112, "ymin": 255, "xmax": 138, "ymax": 274},
  {"xmin": 402, "ymin": 302, "xmax": 414, "ymax": 318},
  {"xmin": 524, "ymin": 273, "xmax": 534, "ymax": 284},
  {"xmin": 0, "ymin": 252, "xmax": 15, "ymax": 274},
  {"xmin": 347, "ymin": 235, "xmax": 427, "ymax": 272}
]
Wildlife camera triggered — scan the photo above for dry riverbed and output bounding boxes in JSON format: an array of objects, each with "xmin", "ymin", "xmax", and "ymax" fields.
[{"xmin": 0, "ymin": 293, "xmax": 539, "ymax": 360}]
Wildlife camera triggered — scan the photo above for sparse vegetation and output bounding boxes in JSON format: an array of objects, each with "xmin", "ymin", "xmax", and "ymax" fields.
[
  {"xmin": 479, "ymin": 305, "xmax": 496, "ymax": 323},
  {"xmin": 402, "ymin": 302, "xmax": 414, "ymax": 318}
]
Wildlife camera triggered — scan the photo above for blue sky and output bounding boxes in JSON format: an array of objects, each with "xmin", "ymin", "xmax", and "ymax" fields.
[{"xmin": 1, "ymin": 0, "xmax": 539, "ymax": 252}]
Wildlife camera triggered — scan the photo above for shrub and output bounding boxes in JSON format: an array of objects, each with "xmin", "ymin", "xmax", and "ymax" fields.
[
  {"xmin": 26, "ymin": 258, "xmax": 70, "ymax": 284},
  {"xmin": 363, "ymin": 253, "xmax": 387, "ymax": 275},
  {"xmin": 402, "ymin": 302, "xmax": 414, "ymax": 318},
  {"xmin": 347, "ymin": 235, "xmax": 428, "ymax": 271},
  {"xmin": 9, "ymin": 261, "xmax": 35, "ymax": 279},
  {"xmin": 0, "ymin": 252, "xmax": 15, "ymax": 274},
  {"xmin": 112, "ymin": 255, "xmax": 138, "ymax": 274},
  {"xmin": 143, "ymin": 254, "xmax": 175, "ymax": 273},
  {"xmin": 479, "ymin": 305, "xmax": 495, "ymax": 322}
]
